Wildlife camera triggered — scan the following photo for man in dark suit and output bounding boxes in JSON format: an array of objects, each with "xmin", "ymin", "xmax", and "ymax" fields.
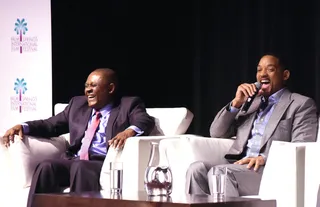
[{"xmin": 3, "ymin": 68, "xmax": 155, "ymax": 207}]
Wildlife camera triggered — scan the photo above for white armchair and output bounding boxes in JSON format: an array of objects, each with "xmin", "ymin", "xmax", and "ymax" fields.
[
  {"xmin": 0, "ymin": 103, "xmax": 194, "ymax": 207},
  {"xmin": 159, "ymin": 136, "xmax": 317, "ymax": 207},
  {"xmin": 304, "ymin": 142, "xmax": 320, "ymax": 207}
]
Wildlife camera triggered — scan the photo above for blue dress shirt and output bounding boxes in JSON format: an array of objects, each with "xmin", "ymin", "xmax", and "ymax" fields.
[
  {"xmin": 229, "ymin": 88, "xmax": 285, "ymax": 158},
  {"xmin": 87, "ymin": 103, "xmax": 143, "ymax": 155},
  {"xmin": 22, "ymin": 103, "xmax": 144, "ymax": 156}
]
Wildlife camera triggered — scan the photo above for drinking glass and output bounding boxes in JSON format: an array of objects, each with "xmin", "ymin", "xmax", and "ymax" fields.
[
  {"xmin": 211, "ymin": 167, "xmax": 227, "ymax": 199},
  {"xmin": 109, "ymin": 162, "xmax": 123, "ymax": 193}
]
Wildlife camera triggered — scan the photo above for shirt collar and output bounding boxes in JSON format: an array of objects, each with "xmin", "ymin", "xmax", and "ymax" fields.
[
  {"xmin": 262, "ymin": 87, "xmax": 286, "ymax": 105},
  {"xmin": 92, "ymin": 103, "xmax": 113, "ymax": 118}
]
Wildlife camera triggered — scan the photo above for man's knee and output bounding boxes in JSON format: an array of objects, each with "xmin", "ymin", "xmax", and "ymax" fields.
[
  {"xmin": 35, "ymin": 159, "xmax": 55, "ymax": 172},
  {"xmin": 187, "ymin": 161, "xmax": 208, "ymax": 177},
  {"xmin": 70, "ymin": 161, "xmax": 87, "ymax": 174}
]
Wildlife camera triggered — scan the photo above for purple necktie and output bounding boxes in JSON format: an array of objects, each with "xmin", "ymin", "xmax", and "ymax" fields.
[{"xmin": 79, "ymin": 111, "xmax": 101, "ymax": 160}]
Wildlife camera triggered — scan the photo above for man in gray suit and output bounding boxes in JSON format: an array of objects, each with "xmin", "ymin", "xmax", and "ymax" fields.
[{"xmin": 186, "ymin": 54, "xmax": 318, "ymax": 197}]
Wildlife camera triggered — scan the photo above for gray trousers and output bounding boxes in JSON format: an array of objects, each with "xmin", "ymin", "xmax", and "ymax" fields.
[{"xmin": 185, "ymin": 161, "xmax": 264, "ymax": 197}]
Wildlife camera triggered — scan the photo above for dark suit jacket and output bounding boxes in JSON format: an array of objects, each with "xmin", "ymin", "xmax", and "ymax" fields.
[
  {"xmin": 210, "ymin": 89, "xmax": 318, "ymax": 162},
  {"xmin": 25, "ymin": 96, "xmax": 155, "ymax": 155}
]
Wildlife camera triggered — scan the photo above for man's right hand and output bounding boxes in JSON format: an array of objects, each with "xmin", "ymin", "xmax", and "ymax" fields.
[
  {"xmin": 231, "ymin": 83, "xmax": 259, "ymax": 108},
  {"xmin": 2, "ymin": 124, "xmax": 24, "ymax": 147}
]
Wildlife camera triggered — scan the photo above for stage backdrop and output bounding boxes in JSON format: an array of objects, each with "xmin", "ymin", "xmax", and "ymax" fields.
[{"xmin": 0, "ymin": 0, "xmax": 52, "ymax": 133}]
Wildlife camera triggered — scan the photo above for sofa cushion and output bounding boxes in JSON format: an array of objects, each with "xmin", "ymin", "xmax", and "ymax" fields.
[{"xmin": 54, "ymin": 104, "xmax": 194, "ymax": 136}]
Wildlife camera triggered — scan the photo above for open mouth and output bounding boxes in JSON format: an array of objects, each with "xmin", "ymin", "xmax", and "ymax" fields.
[
  {"xmin": 87, "ymin": 95, "xmax": 96, "ymax": 101},
  {"xmin": 260, "ymin": 80, "xmax": 270, "ymax": 90}
]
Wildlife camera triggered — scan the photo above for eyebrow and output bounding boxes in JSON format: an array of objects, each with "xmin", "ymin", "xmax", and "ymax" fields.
[{"xmin": 258, "ymin": 64, "xmax": 277, "ymax": 67}]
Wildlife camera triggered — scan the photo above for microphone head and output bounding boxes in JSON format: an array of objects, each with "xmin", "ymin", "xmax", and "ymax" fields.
[{"xmin": 254, "ymin": 82, "xmax": 262, "ymax": 90}]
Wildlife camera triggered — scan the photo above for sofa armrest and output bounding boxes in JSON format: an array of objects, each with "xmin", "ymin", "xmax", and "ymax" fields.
[
  {"xmin": 0, "ymin": 135, "xmax": 68, "ymax": 189},
  {"xmin": 159, "ymin": 135, "xmax": 234, "ymax": 196},
  {"xmin": 99, "ymin": 135, "xmax": 183, "ymax": 193},
  {"xmin": 258, "ymin": 141, "xmax": 315, "ymax": 207},
  {"xmin": 303, "ymin": 143, "xmax": 320, "ymax": 207}
]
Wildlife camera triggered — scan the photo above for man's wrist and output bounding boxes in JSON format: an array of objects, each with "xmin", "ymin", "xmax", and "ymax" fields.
[
  {"xmin": 259, "ymin": 154, "xmax": 267, "ymax": 163},
  {"xmin": 125, "ymin": 128, "xmax": 136, "ymax": 137},
  {"xmin": 231, "ymin": 99, "xmax": 243, "ymax": 108},
  {"xmin": 126, "ymin": 125, "xmax": 144, "ymax": 136},
  {"xmin": 21, "ymin": 123, "xmax": 29, "ymax": 134},
  {"xmin": 227, "ymin": 102, "xmax": 240, "ymax": 113}
]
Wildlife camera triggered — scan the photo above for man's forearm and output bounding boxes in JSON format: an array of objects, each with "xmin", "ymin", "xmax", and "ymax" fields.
[{"xmin": 210, "ymin": 102, "xmax": 238, "ymax": 138}]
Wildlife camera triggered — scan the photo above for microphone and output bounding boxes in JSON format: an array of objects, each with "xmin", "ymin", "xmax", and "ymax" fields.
[{"xmin": 240, "ymin": 82, "xmax": 262, "ymax": 113}]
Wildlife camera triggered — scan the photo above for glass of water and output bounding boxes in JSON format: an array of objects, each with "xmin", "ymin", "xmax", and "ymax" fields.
[
  {"xmin": 211, "ymin": 167, "xmax": 227, "ymax": 199},
  {"xmin": 109, "ymin": 162, "xmax": 123, "ymax": 193}
]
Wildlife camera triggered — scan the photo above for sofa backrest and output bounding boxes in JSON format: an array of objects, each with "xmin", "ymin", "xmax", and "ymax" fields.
[{"xmin": 54, "ymin": 103, "xmax": 193, "ymax": 136}]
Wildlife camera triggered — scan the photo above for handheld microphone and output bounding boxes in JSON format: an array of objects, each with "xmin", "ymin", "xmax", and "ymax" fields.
[{"xmin": 240, "ymin": 82, "xmax": 262, "ymax": 113}]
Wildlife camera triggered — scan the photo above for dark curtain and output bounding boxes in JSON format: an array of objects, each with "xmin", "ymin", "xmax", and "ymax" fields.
[{"xmin": 51, "ymin": 0, "xmax": 320, "ymax": 137}]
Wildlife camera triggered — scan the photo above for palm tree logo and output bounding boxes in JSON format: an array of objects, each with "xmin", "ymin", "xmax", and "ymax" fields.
[
  {"xmin": 14, "ymin": 18, "xmax": 28, "ymax": 54},
  {"xmin": 14, "ymin": 78, "xmax": 27, "ymax": 113}
]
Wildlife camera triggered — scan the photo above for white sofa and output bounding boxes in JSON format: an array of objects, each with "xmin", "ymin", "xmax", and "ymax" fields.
[
  {"xmin": 0, "ymin": 104, "xmax": 194, "ymax": 207},
  {"xmin": 159, "ymin": 134, "xmax": 319, "ymax": 207},
  {"xmin": 304, "ymin": 142, "xmax": 320, "ymax": 207}
]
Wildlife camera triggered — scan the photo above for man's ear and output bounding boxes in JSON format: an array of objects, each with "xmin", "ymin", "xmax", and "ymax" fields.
[
  {"xmin": 283, "ymin": 70, "xmax": 290, "ymax": 81},
  {"xmin": 108, "ymin": 83, "xmax": 115, "ymax": 94}
]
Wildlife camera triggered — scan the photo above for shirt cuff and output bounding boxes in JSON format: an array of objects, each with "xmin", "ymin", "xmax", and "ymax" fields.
[
  {"xmin": 127, "ymin": 125, "xmax": 144, "ymax": 136},
  {"xmin": 21, "ymin": 123, "xmax": 29, "ymax": 134},
  {"xmin": 228, "ymin": 103, "xmax": 240, "ymax": 113},
  {"xmin": 259, "ymin": 153, "xmax": 267, "ymax": 162}
]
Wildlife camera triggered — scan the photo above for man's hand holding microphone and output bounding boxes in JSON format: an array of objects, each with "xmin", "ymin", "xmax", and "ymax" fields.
[{"xmin": 231, "ymin": 82, "xmax": 262, "ymax": 112}]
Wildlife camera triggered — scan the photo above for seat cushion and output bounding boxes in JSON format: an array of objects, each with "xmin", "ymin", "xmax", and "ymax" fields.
[
  {"xmin": 146, "ymin": 108, "xmax": 193, "ymax": 135},
  {"xmin": 54, "ymin": 104, "xmax": 194, "ymax": 136}
]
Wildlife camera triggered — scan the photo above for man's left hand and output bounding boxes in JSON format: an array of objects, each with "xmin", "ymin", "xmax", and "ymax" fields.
[
  {"xmin": 234, "ymin": 156, "xmax": 265, "ymax": 171},
  {"xmin": 108, "ymin": 129, "xmax": 136, "ymax": 149}
]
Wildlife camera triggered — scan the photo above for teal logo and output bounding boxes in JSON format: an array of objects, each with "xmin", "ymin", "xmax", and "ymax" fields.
[
  {"xmin": 11, "ymin": 18, "xmax": 37, "ymax": 53},
  {"xmin": 14, "ymin": 18, "xmax": 28, "ymax": 54},
  {"xmin": 10, "ymin": 78, "xmax": 37, "ymax": 113},
  {"xmin": 14, "ymin": 78, "xmax": 27, "ymax": 113}
]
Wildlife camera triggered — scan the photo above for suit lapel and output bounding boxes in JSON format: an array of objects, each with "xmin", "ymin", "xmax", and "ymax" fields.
[
  {"xmin": 237, "ymin": 97, "xmax": 261, "ymax": 145},
  {"xmin": 74, "ymin": 105, "xmax": 92, "ymax": 143},
  {"xmin": 82, "ymin": 106, "xmax": 92, "ymax": 126},
  {"xmin": 240, "ymin": 96, "xmax": 261, "ymax": 115},
  {"xmin": 260, "ymin": 89, "xmax": 293, "ymax": 147},
  {"xmin": 105, "ymin": 104, "xmax": 120, "ymax": 141}
]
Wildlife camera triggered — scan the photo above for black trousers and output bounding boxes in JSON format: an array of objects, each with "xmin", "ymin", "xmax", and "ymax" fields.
[{"xmin": 27, "ymin": 156, "xmax": 104, "ymax": 207}]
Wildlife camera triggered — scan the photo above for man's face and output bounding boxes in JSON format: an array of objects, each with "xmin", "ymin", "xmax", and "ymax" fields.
[
  {"xmin": 84, "ymin": 72, "xmax": 110, "ymax": 110},
  {"xmin": 256, "ymin": 55, "xmax": 289, "ymax": 97}
]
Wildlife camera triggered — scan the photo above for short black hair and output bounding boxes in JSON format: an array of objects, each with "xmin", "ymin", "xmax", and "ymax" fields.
[
  {"xmin": 93, "ymin": 68, "xmax": 118, "ymax": 86},
  {"xmin": 260, "ymin": 52, "xmax": 290, "ymax": 71}
]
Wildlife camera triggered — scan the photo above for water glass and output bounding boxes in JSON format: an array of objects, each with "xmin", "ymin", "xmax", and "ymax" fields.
[
  {"xmin": 211, "ymin": 167, "xmax": 227, "ymax": 198},
  {"xmin": 109, "ymin": 162, "xmax": 123, "ymax": 193}
]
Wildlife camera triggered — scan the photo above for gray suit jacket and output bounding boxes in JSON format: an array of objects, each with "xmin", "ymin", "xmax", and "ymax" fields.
[{"xmin": 210, "ymin": 88, "xmax": 318, "ymax": 162}]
